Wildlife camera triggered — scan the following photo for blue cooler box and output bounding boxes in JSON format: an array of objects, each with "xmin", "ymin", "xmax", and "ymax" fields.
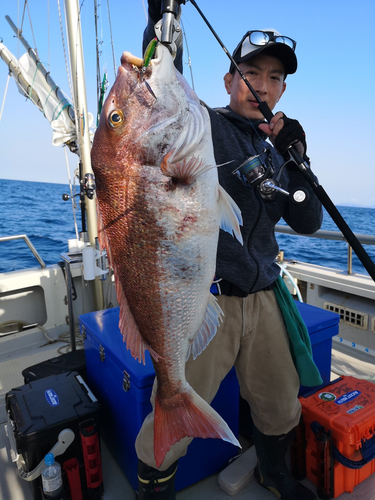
[
  {"xmin": 80, "ymin": 307, "xmax": 239, "ymax": 492},
  {"xmin": 295, "ymin": 301, "xmax": 340, "ymax": 395}
]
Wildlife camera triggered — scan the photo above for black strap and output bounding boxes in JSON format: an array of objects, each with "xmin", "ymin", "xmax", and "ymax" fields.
[{"xmin": 211, "ymin": 278, "xmax": 275, "ymax": 297}]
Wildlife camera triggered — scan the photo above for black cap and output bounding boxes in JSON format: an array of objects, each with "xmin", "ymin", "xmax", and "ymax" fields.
[{"xmin": 230, "ymin": 30, "xmax": 297, "ymax": 75}]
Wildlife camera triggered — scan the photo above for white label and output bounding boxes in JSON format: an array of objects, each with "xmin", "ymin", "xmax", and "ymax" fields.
[{"xmin": 42, "ymin": 475, "xmax": 62, "ymax": 493}]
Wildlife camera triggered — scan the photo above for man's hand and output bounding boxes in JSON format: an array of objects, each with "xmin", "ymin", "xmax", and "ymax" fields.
[{"xmin": 258, "ymin": 112, "xmax": 307, "ymax": 159}]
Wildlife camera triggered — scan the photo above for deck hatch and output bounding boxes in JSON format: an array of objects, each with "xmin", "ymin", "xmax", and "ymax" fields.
[{"xmin": 323, "ymin": 302, "xmax": 368, "ymax": 330}]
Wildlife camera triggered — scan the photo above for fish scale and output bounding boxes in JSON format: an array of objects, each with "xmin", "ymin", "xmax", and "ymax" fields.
[{"xmin": 91, "ymin": 43, "xmax": 243, "ymax": 468}]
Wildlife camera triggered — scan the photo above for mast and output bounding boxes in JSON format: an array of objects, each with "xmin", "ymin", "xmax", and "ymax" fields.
[{"xmin": 64, "ymin": 0, "xmax": 104, "ymax": 310}]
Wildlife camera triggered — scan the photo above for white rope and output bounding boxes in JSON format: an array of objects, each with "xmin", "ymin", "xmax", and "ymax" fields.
[
  {"xmin": 0, "ymin": 73, "xmax": 10, "ymax": 122},
  {"xmin": 277, "ymin": 262, "xmax": 303, "ymax": 302}
]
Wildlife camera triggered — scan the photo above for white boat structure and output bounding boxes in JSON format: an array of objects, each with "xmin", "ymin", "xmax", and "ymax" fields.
[{"xmin": 1, "ymin": 2, "xmax": 375, "ymax": 499}]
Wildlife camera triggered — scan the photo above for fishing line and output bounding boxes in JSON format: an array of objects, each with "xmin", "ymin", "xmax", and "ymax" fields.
[
  {"xmin": 106, "ymin": 0, "xmax": 117, "ymax": 80},
  {"xmin": 94, "ymin": 0, "xmax": 102, "ymax": 118},
  {"xmin": 141, "ymin": 0, "xmax": 148, "ymax": 21},
  {"xmin": 230, "ymin": 93, "xmax": 265, "ymax": 144},
  {"xmin": 180, "ymin": 19, "xmax": 195, "ymax": 91},
  {"xmin": 64, "ymin": 147, "xmax": 80, "ymax": 241},
  {"xmin": 0, "ymin": 74, "xmax": 10, "ymax": 122},
  {"xmin": 58, "ymin": 0, "xmax": 74, "ymax": 105}
]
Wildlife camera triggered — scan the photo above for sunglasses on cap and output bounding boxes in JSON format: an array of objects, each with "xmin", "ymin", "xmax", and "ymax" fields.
[{"xmin": 240, "ymin": 30, "xmax": 296, "ymax": 54}]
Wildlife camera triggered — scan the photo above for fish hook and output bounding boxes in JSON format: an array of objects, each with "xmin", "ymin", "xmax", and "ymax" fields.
[{"xmin": 133, "ymin": 37, "xmax": 158, "ymax": 100}]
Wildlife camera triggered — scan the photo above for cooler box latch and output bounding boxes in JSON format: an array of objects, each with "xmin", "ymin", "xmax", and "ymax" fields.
[
  {"xmin": 123, "ymin": 370, "xmax": 131, "ymax": 392},
  {"xmin": 99, "ymin": 345, "xmax": 105, "ymax": 362},
  {"xmin": 310, "ymin": 421, "xmax": 334, "ymax": 500}
]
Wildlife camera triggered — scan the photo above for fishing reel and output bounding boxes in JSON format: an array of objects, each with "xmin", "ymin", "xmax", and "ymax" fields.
[
  {"xmin": 62, "ymin": 173, "xmax": 96, "ymax": 202},
  {"xmin": 83, "ymin": 173, "xmax": 96, "ymax": 200},
  {"xmin": 232, "ymin": 148, "xmax": 289, "ymax": 201}
]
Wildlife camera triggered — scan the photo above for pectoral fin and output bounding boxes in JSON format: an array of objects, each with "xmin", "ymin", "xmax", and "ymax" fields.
[
  {"xmin": 186, "ymin": 293, "xmax": 223, "ymax": 361},
  {"xmin": 161, "ymin": 152, "xmax": 214, "ymax": 185},
  {"xmin": 218, "ymin": 185, "xmax": 243, "ymax": 244}
]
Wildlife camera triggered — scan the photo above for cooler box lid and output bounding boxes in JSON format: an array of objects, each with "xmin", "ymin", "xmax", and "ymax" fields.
[
  {"xmin": 80, "ymin": 308, "xmax": 155, "ymax": 390},
  {"xmin": 295, "ymin": 301, "xmax": 339, "ymax": 336},
  {"xmin": 301, "ymin": 376, "xmax": 375, "ymax": 444},
  {"xmin": 6, "ymin": 371, "xmax": 99, "ymax": 446}
]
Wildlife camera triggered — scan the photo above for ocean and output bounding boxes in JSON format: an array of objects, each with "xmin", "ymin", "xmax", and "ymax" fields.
[{"xmin": 1, "ymin": 178, "xmax": 375, "ymax": 276}]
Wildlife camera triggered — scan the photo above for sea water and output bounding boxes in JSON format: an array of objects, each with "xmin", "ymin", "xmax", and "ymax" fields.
[{"xmin": 0, "ymin": 178, "xmax": 374, "ymax": 276}]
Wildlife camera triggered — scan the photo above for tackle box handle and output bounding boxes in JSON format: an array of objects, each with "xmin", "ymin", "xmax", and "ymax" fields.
[{"xmin": 311, "ymin": 422, "xmax": 375, "ymax": 470}]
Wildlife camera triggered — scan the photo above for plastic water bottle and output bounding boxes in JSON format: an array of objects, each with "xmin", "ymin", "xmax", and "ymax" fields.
[{"xmin": 41, "ymin": 453, "xmax": 64, "ymax": 498}]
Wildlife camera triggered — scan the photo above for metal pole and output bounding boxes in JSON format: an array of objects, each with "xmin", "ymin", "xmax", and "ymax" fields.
[
  {"xmin": 347, "ymin": 245, "xmax": 353, "ymax": 275},
  {"xmin": 0, "ymin": 42, "xmax": 43, "ymax": 111},
  {"xmin": 65, "ymin": 261, "xmax": 77, "ymax": 351},
  {"xmin": 64, "ymin": 0, "xmax": 104, "ymax": 310},
  {"xmin": 0, "ymin": 234, "xmax": 46, "ymax": 268}
]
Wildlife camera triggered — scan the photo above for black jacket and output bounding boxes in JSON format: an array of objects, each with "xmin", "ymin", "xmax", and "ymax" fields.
[{"xmin": 208, "ymin": 106, "xmax": 322, "ymax": 293}]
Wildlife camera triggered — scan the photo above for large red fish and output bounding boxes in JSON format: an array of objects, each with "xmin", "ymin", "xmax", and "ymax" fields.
[{"xmin": 91, "ymin": 43, "xmax": 242, "ymax": 468}]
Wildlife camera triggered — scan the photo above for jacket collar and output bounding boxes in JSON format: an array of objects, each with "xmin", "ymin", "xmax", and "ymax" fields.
[{"xmin": 214, "ymin": 105, "xmax": 268, "ymax": 139}]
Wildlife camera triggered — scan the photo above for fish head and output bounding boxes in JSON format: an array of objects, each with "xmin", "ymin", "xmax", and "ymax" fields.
[{"xmin": 92, "ymin": 43, "xmax": 196, "ymax": 169}]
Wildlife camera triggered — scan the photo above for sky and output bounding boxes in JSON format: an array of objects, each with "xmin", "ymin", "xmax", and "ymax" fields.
[{"xmin": 0, "ymin": 0, "xmax": 375, "ymax": 207}]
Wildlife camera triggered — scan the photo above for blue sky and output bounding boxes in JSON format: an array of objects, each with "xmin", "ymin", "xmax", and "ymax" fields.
[{"xmin": 0, "ymin": 0, "xmax": 375, "ymax": 207}]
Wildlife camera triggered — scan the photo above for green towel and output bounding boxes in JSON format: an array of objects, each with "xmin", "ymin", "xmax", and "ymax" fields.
[{"xmin": 274, "ymin": 276, "xmax": 323, "ymax": 387}]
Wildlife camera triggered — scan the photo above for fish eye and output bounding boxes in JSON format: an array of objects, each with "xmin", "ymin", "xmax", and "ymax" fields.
[{"xmin": 109, "ymin": 109, "xmax": 124, "ymax": 128}]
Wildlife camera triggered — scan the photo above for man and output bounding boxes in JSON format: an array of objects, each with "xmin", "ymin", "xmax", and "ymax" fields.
[{"xmin": 136, "ymin": 4, "xmax": 322, "ymax": 499}]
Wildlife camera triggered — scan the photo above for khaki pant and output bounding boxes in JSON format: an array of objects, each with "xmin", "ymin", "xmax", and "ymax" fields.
[{"xmin": 135, "ymin": 290, "xmax": 301, "ymax": 470}]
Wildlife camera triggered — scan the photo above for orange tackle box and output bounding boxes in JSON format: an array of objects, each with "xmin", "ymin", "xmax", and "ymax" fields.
[{"xmin": 297, "ymin": 376, "xmax": 375, "ymax": 498}]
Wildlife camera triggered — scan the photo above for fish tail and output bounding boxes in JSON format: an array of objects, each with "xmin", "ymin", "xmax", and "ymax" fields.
[{"xmin": 154, "ymin": 387, "xmax": 240, "ymax": 468}]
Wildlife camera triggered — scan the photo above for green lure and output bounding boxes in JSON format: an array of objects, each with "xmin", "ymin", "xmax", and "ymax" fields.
[
  {"xmin": 140, "ymin": 37, "xmax": 158, "ymax": 99},
  {"xmin": 143, "ymin": 37, "xmax": 158, "ymax": 69}
]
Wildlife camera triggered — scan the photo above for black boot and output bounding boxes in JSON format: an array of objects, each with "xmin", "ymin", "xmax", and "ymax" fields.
[
  {"xmin": 136, "ymin": 460, "xmax": 178, "ymax": 499},
  {"xmin": 253, "ymin": 426, "xmax": 317, "ymax": 500}
]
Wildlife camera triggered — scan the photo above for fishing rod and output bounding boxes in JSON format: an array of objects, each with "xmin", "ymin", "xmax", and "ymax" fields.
[{"xmin": 185, "ymin": 0, "xmax": 375, "ymax": 283}]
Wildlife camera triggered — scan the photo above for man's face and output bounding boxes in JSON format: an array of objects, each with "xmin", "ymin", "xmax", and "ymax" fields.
[{"xmin": 224, "ymin": 53, "xmax": 287, "ymax": 119}]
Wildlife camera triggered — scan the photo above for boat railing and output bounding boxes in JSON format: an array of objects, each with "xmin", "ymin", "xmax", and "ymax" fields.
[
  {"xmin": 0, "ymin": 234, "xmax": 46, "ymax": 269},
  {"xmin": 1, "ymin": 229, "xmax": 374, "ymax": 276},
  {"xmin": 275, "ymin": 225, "xmax": 375, "ymax": 275}
]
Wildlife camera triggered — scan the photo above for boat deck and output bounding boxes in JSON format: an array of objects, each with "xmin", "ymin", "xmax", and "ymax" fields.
[{"xmin": 1, "ymin": 337, "xmax": 375, "ymax": 500}]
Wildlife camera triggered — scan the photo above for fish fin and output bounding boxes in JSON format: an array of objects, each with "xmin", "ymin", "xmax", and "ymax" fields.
[
  {"xmin": 161, "ymin": 152, "xmax": 214, "ymax": 185},
  {"xmin": 154, "ymin": 386, "xmax": 240, "ymax": 468},
  {"xmin": 186, "ymin": 293, "xmax": 223, "ymax": 361},
  {"xmin": 115, "ymin": 274, "xmax": 149, "ymax": 364},
  {"xmin": 218, "ymin": 184, "xmax": 243, "ymax": 245},
  {"xmin": 97, "ymin": 207, "xmax": 162, "ymax": 364},
  {"xmin": 117, "ymin": 279, "xmax": 164, "ymax": 364}
]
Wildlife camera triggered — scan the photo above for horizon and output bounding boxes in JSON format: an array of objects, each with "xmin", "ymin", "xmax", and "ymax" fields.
[{"xmin": 2, "ymin": 177, "xmax": 375, "ymax": 211}]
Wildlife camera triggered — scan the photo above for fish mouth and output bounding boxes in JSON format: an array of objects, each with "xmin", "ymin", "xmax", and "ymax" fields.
[
  {"xmin": 120, "ymin": 51, "xmax": 144, "ymax": 69},
  {"xmin": 119, "ymin": 44, "xmax": 170, "ymax": 83},
  {"xmin": 119, "ymin": 51, "xmax": 150, "ymax": 83}
]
